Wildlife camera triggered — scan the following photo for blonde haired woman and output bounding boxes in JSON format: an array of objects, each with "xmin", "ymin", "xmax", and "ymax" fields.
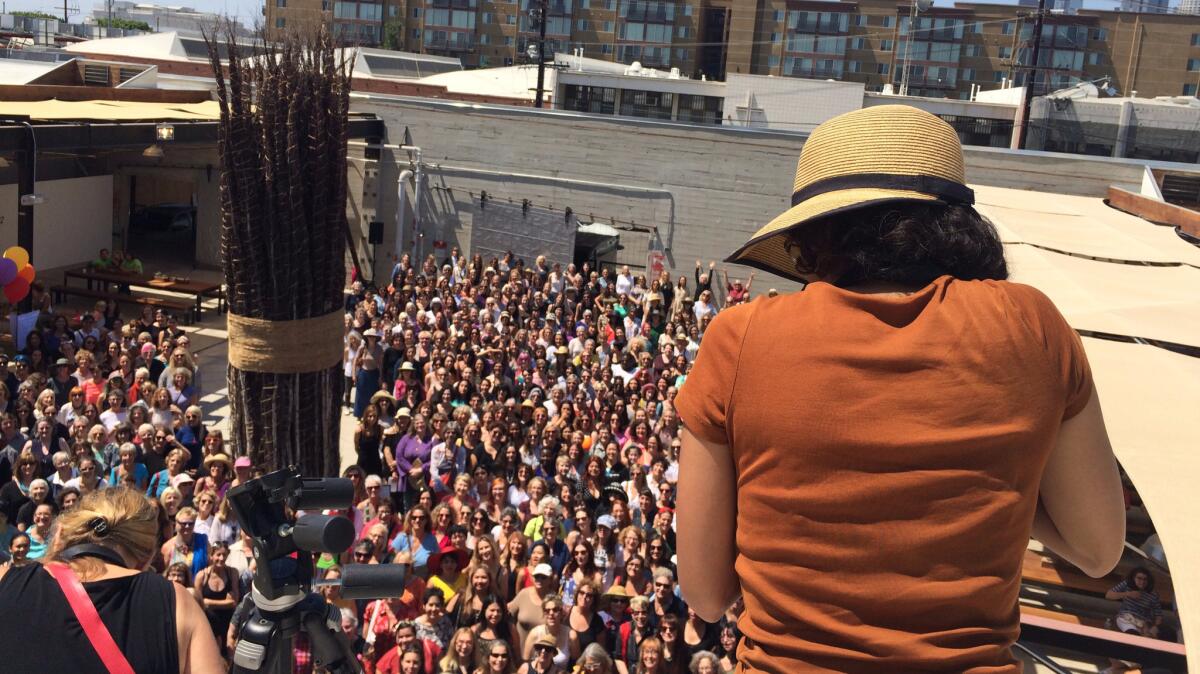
[{"xmin": 0, "ymin": 487, "xmax": 222, "ymax": 671}]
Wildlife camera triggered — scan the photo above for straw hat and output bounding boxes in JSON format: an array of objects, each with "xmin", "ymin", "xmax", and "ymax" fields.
[
  {"xmin": 726, "ymin": 105, "xmax": 975, "ymax": 281},
  {"xmin": 204, "ymin": 453, "xmax": 233, "ymax": 471}
]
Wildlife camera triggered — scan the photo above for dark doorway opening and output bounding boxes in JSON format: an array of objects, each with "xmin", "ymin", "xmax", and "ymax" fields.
[{"xmin": 126, "ymin": 173, "xmax": 198, "ymax": 269}]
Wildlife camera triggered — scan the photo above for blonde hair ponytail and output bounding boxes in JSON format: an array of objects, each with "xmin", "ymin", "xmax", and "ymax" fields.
[{"xmin": 47, "ymin": 487, "xmax": 159, "ymax": 579}]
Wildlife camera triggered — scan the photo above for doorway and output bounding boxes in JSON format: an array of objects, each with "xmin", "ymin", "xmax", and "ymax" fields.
[{"xmin": 125, "ymin": 173, "xmax": 198, "ymax": 269}]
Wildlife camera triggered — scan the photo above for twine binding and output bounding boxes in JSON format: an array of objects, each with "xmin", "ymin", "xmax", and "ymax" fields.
[{"xmin": 227, "ymin": 311, "xmax": 344, "ymax": 374}]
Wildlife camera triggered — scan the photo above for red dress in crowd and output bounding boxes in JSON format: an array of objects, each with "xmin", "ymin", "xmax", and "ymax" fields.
[{"xmin": 371, "ymin": 639, "xmax": 441, "ymax": 674}]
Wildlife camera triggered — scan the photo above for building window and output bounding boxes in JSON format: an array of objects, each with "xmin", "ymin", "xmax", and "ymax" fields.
[
  {"xmin": 412, "ymin": 28, "xmax": 420, "ymax": 37},
  {"xmin": 389, "ymin": 5, "xmax": 396, "ymax": 15},
  {"xmin": 768, "ymin": 54, "xmax": 779, "ymax": 67},
  {"xmin": 1088, "ymin": 52, "xmax": 1102, "ymax": 66},
  {"xmin": 577, "ymin": 19, "xmax": 588, "ymax": 29},
  {"xmin": 677, "ymin": 94, "xmax": 722, "ymax": 124},
  {"xmin": 676, "ymin": 25, "xmax": 689, "ymax": 38},
  {"xmin": 773, "ymin": 9, "xmax": 783, "ymax": 22},
  {"xmin": 1093, "ymin": 28, "xmax": 1109, "ymax": 41},
  {"xmin": 882, "ymin": 16, "xmax": 893, "ymax": 28},
  {"xmin": 971, "ymin": 20, "xmax": 982, "ymax": 34},
  {"xmin": 276, "ymin": 0, "xmax": 286, "ymax": 7},
  {"xmin": 507, "ymin": 14, "xmax": 516, "ymax": 24},
  {"xmin": 601, "ymin": 43, "xmax": 612, "ymax": 53},
  {"xmin": 999, "ymin": 46, "xmax": 1012, "ymax": 59},
  {"xmin": 1189, "ymin": 58, "xmax": 1200, "ymax": 72},
  {"xmin": 505, "ymin": 36, "xmax": 513, "ymax": 45},
  {"xmin": 619, "ymin": 90, "xmax": 673, "ymax": 119},
  {"xmin": 276, "ymin": 16, "xmax": 285, "ymax": 27},
  {"xmin": 879, "ymin": 39, "xmax": 892, "ymax": 51},
  {"xmin": 876, "ymin": 63, "xmax": 889, "ymax": 74},
  {"xmin": 846, "ymin": 60, "xmax": 860, "ymax": 72},
  {"xmin": 482, "ymin": 12, "xmax": 492, "ymax": 22},
  {"xmin": 1002, "ymin": 21, "xmax": 1014, "ymax": 35},
  {"xmin": 683, "ymin": 4, "xmax": 691, "ymax": 15},
  {"xmin": 964, "ymin": 44, "xmax": 980, "ymax": 57},
  {"xmin": 960, "ymin": 67, "xmax": 974, "ymax": 80},
  {"xmin": 993, "ymin": 71, "xmax": 1005, "ymax": 82},
  {"xmin": 850, "ymin": 37, "xmax": 865, "ymax": 49},
  {"xmin": 562, "ymin": 84, "xmax": 618, "ymax": 114},
  {"xmin": 854, "ymin": 14, "xmax": 867, "ymax": 27},
  {"xmin": 1192, "ymin": 33, "xmax": 1200, "ymax": 46},
  {"xmin": 1185, "ymin": 83, "xmax": 1197, "ymax": 96},
  {"xmin": 412, "ymin": 7, "xmax": 420, "ymax": 16}
]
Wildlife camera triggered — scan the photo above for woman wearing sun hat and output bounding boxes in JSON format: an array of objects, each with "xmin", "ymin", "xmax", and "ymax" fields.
[
  {"xmin": 354, "ymin": 328, "xmax": 385, "ymax": 419},
  {"xmin": 674, "ymin": 105, "xmax": 1126, "ymax": 673}
]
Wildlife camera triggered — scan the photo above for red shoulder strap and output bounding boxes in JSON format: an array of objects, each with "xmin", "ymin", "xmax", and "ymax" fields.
[{"xmin": 45, "ymin": 562, "xmax": 137, "ymax": 674}]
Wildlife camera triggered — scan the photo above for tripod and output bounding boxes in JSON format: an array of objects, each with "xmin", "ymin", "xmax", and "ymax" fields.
[
  {"xmin": 226, "ymin": 469, "xmax": 406, "ymax": 674},
  {"xmin": 232, "ymin": 586, "xmax": 358, "ymax": 674}
]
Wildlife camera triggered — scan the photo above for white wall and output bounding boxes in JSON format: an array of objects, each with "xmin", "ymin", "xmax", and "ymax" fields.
[
  {"xmin": 723, "ymin": 74, "xmax": 864, "ymax": 133},
  {"xmin": 32, "ymin": 176, "xmax": 114, "ymax": 271}
]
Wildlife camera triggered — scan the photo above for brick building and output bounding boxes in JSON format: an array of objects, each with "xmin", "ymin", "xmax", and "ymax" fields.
[{"xmin": 264, "ymin": 0, "xmax": 1200, "ymax": 99}]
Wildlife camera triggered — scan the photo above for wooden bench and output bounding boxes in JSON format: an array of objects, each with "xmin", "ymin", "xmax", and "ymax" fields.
[{"xmin": 50, "ymin": 285, "xmax": 195, "ymax": 324}]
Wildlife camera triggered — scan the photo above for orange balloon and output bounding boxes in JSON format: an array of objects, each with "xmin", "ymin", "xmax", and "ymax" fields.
[{"xmin": 16, "ymin": 264, "xmax": 34, "ymax": 284}]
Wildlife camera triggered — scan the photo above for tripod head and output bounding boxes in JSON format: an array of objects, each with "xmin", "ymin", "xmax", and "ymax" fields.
[{"xmin": 228, "ymin": 467, "xmax": 406, "ymax": 673}]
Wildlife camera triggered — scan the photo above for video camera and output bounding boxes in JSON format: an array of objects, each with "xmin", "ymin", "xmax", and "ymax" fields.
[{"xmin": 228, "ymin": 467, "xmax": 406, "ymax": 674}]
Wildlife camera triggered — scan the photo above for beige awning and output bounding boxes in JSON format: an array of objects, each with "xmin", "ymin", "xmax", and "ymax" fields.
[
  {"xmin": 1004, "ymin": 244, "xmax": 1200, "ymax": 348},
  {"xmin": 0, "ymin": 99, "xmax": 220, "ymax": 121},
  {"xmin": 976, "ymin": 184, "xmax": 1200, "ymax": 267},
  {"xmin": 1082, "ymin": 337, "xmax": 1200, "ymax": 662}
]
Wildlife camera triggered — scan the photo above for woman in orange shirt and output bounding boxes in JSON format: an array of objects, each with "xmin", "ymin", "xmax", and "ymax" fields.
[{"xmin": 675, "ymin": 106, "xmax": 1126, "ymax": 673}]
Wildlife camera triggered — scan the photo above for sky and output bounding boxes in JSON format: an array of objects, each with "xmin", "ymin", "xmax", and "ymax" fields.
[{"xmin": 0, "ymin": 0, "xmax": 1181, "ymax": 33}]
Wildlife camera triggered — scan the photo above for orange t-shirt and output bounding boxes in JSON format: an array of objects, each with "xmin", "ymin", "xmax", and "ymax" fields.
[{"xmin": 674, "ymin": 276, "xmax": 1092, "ymax": 674}]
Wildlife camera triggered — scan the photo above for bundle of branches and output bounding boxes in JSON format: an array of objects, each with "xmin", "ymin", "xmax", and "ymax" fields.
[{"xmin": 206, "ymin": 24, "xmax": 351, "ymax": 476}]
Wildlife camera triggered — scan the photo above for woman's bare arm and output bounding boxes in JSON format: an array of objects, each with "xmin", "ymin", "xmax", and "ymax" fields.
[
  {"xmin": 1033, "ymin": 388, "xmax": 1126, "ymax": 578},
  {"xmin": 676, "ymin": 426, "xmax": 739, "ymax": 622},
  {"xmin": 174, "ymin": 582, "xmax": 225, "ymax": 674}
]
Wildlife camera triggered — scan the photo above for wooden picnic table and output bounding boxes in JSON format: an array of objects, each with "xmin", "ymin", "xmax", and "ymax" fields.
[{"xmin": 63, "ymin": 268, "xmax": 222, "ymax": 322}]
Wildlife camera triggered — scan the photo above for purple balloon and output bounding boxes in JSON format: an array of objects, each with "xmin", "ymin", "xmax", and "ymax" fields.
[{"xmin": 0, "ymin": 258, "xmax": 16, "ymax": 285}]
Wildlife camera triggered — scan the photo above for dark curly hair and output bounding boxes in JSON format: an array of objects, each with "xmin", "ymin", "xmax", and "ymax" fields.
[{"xmin": 787, "ymin": 202, "xmax": 1008, "ymax": 288}]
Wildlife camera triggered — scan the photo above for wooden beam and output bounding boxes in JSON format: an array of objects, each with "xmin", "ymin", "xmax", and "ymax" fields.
[{"xmin": 1107, "ymin": 186, "xmax": 1200, "ymax": 239}]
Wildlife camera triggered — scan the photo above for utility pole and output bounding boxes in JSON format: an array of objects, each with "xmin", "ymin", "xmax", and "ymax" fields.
[
  {"xmin": 62, "ymin": 0, "xmax": 68, "ymax": 24},
  {"xmin": 1015, "ymin": 0, "xmax": 1047, "ymax": 150},
  {"xmin": 534, "ymin": 0, "xmax": 548, "ymax": 108}
]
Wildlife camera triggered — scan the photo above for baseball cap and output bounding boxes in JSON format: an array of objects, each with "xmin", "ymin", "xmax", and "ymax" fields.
[
  {"xmin": 234, "ymin": 456, "xmax": 252, "ymax": 469},
  {"xmin": 171, "ymin": 473, "xmax": 195, "ymax": 488},
  {"xmin": 532, "ymin": 563, "xmax": 554, "ymax": 578},
  {"xmin": 596, "ymin": 514, "xmax": 617, "ymax": 530},
  {"xmin": 532, "ymin": 632, "xmax": 557, "ymax": 650}
]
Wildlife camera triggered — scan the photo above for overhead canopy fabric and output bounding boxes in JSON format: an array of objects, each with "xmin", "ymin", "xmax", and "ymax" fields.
[
  {"xmin": 975, "ymin": 185, "xmax": 1200, "ymax": 267},
  {"xmin": 0, "ymin": 99, "xmax": 220, "ymax": 121},
  {"xmin": 1004, "ymin": 244, "xmax": 1200, "ymax": 347},
  {"xmin": 1081, "ymin": 337, "xmax": 1200, "ymax": 662}
]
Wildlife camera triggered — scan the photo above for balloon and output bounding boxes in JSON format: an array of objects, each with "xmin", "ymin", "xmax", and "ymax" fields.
[
  {"xmin": 3, "ymin": 246, "xmax": 29, "ymax": 268},
  {"xmin": 3, "ymin": 277, "xmax": 29, "ymax": 304},
  {"xmin": 0, "ymin": 258, "xmax": 16, "ymax": 285},
  {"xmin": 16, "ymin": 264, "xmax": 34, "ymax": 284}
]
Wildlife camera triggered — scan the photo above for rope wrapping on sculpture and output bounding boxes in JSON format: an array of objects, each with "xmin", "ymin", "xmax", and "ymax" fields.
[{"xmin": 226, "ymin": 311, "xmax": 344, "ymax": 374}]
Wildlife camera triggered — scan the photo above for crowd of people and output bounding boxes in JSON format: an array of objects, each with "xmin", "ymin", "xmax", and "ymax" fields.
[
  {"xmin": 330, "ymin": 252, "xmax": 751, "ymax": 674},
  {"xmin": 0, "ymin": 245, "xmax": 1169, "ymax": 674}
]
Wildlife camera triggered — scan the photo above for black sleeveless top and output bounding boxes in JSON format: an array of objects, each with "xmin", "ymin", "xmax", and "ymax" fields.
[{"xmin": 0, "ymin": 563, "xmax": 180, "ymax": 674}]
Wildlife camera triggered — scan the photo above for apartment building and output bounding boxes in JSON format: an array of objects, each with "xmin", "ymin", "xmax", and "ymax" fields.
[{"xmin": 265, "ymin": 0, "xmax": 1200, "ymax": 100}]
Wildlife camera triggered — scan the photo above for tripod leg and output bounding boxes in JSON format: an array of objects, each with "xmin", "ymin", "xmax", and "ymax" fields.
[{"xmin": 302, "ymin": 610, "xmax": 362, "ymax": 674}]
